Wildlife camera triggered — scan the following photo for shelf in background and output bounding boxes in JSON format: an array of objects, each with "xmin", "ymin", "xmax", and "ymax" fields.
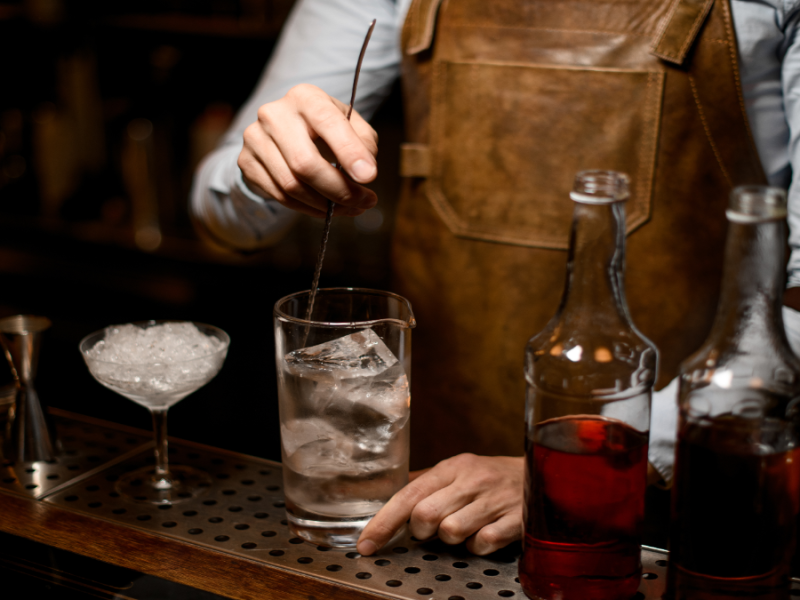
[
  {"xmin": 102, "ymin": 13, "xmax": 287, "ymax": 39},
  {"xmin": 0, "ymin": 5, "xmax": 23, "ymax": 21}
]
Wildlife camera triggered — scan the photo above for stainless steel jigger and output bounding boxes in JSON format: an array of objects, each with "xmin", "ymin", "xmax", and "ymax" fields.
[{"xmin": 0, "ymin": 315, "xmax": 55, "ymax": 463}]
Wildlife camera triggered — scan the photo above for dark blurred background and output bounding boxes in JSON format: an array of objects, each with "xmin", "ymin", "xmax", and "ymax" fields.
[{"xmin": 0, "ymin": 0, "xmax": 404, "ymax": 463}]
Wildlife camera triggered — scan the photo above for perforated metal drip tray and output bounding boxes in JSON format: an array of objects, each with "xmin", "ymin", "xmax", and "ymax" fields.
[
  {"xmin": 17, "ymin": 414, "xmax": 663, "ymax": 600},
  {"xmin": 0, "ymin": 412, "xmax": 151, "ymax": 499},
  {"xmin": 12, "ymin": 412, "xmax": 797, "ymax": 600}
]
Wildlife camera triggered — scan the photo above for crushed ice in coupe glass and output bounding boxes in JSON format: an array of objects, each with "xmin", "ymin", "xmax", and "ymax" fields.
[
  {"xmin": 81, "ymin": 321, "xmax": 229, "ymax": 505},
  {"xmin": 84, "ymin": 322, "xmax": 226, "ymax": 407}
]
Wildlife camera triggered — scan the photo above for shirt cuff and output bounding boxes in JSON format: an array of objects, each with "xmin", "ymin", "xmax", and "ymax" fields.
[
  {"xmin": 648, "ymin": 377, "xmax": 679, "ymax": 487},
  {"xmin": 783, "ymin": 305, "xmax": 800, "ymax": 356},
  {"xmin": 191, "ymin": 145, "xmax": 298, "ymax": 251}
]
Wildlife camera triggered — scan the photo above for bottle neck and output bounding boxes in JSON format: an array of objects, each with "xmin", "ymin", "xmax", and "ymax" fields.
[
  {"xmin": 558, "ymin": 201, "xmax": 631, "ymax": 324},
  {"xmin": 709, "ymin": 219, "xmax": 786, "ymax": 345}
]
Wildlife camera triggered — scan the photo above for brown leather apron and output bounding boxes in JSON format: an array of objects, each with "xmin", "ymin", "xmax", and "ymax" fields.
[{"xmin": 393, "ymin": 0, "xmax": 767, "ymax": 469}]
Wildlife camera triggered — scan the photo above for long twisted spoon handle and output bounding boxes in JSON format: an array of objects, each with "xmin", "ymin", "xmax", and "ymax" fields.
[{"xmin": 304, "ymin": 18, "xmax": 377, "ymax": 325}]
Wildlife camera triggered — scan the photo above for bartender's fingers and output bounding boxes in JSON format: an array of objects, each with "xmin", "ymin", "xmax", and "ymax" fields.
[
  {"xmin": 411, "ymin": 456, "xmax": 523, "ymax": 543},
  {"xmin": 312, "ymin": 108, "xmax": 379, "ymax": 171},
  {"xmin": 297, "ymin": 88, "xmax": 379, "ymax": 182},
  {"xmin": 409, "ymin": 483, "xmax": 478, "ymax": 541},
  {"xmin": 241, "ymin": 127, "xmax": 367, "ymax": 218},
  {"xmin": 256, "ymin": 85, "xmax": 377, "ymax": 208},
  {"xmin": 647, "ymin": 461, "xmax": 665, "ymax": 487},
  {"xmin": 239, "ymin": 133, "xmax": 327, "ymax": 217},
  {"xmin": 465, "ymin": 512, "xmax": 523, "ymax": 556},
  {"xmin": 357, "ymin": 463, "xmax": 460, "ymax": 555},
  {"xmin": 409, "ymin": 467, "xmax": 431, "ymax": 482},
  {"xmin": 357, "ymin": 455, "xmax": 524, "ymax": 556},
  {"xmin": 431, "ymin": 495, "xmax": 512, "ymax": 546},
  {"xmin": 242, "ymin": 107, "xmax": 375, "ymax": 215}
]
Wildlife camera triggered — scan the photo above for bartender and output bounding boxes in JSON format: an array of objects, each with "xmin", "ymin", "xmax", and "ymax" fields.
[{"xmin": 191, "ymin": 0, "xmax": 800, "ymax": 557}]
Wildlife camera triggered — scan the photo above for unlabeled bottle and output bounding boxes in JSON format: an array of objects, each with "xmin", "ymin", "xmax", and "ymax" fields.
[
  {"xmin": 519, "ymin": 170, "xmax": 658, "ymax": 600},
  {"xmin": 666, "ymin": 186, "xmax": 800, "ymax": 599}
]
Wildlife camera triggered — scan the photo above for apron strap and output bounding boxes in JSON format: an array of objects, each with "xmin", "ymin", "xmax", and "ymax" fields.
[
  {"xmin": 651, "ymin": 0, "xmax": 715, "ymax": 65},
  {"xmin": 403, "ymin": 0, "xmax": 446, "ymax": 55},
  {"xmin": 400, "ymin": 143, "xmax": 431, "ymax": 177}
]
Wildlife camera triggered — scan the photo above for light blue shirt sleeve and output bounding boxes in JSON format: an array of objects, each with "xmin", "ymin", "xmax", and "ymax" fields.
[
  {"xmin": 733, "ymin": 0, "xmax": 793, "ymax": 188},
  {"xmin": 778, "ymin": 1, "xmax": 800, "ymax": 288},
  {"xmin": 190, "ymin": 0, "xmax": 410, "ymax": 251},
  {"xmin": 781, "ymin": 2, "xmax": 800, "ymax": 419}
]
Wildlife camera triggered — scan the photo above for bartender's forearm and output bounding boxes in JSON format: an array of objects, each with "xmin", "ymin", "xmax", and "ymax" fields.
[
  {"xmin": 782, "ymin": 290, "xmax": 800, "ymax": 358},
  {"xmin": 647, "ymin": 462, "xmax": 664, "ymax": 487},
  {"xmin": 784, "ymin": 287, "xmax": 800, "ymax": 312}
]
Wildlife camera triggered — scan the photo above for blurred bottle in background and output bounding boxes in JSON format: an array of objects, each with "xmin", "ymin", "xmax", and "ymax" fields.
[{"xmin": 667, "ymin": 186, "xmax": 800, "ymax": 600}]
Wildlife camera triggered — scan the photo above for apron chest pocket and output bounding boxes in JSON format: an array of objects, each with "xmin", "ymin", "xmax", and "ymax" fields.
[{"xmin": 425, "ymin": 60, "xmax": 665, "ymax": 249}]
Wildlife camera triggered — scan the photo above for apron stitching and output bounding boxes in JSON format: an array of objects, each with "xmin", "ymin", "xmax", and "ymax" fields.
[
  {"xmin": 635, "ymin": 72, "xmax": 663, "ymax": 229},
  {"xmin": 433, "ymin": 59, "xmax": 664, "ymax": 74},
  {"xmin": 689, "ymin": 74, "xmax": 733, "ymax": 187},
  {"xmin": 652, "ymin": 0, "xmax": 675, "ymax": 50},
  {"xmin": 676, "ymin": 1, "xmax": 713, "ymax": 59},
  {"xmin": 441, "ymin": 22, "xmax": 726, "ymax": 44},
  {"xmin": 719, "ymin": 0, "xmax": 765, "ymax": 180},
  {"xmin": 427, "ymin": 61, "xmax": 465, "ymax": 233}
]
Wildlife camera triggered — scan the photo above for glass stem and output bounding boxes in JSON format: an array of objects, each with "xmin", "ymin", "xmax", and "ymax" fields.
[{"xmin": 151, "ymin": 408, "xmax": 171, "ymax": 489}]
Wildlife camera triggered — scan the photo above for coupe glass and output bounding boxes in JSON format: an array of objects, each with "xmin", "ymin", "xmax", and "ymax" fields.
[{"xmin": 79, "ymin": 321, "xmax": 229, "ymax": 504}]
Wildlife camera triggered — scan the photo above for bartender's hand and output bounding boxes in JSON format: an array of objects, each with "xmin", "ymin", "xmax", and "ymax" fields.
[
  {"xmin": 647, "ymin": 461, "xmax": 665, "ymax": 487},
  {"xmin": 238, "ymin": 84, "xmax": 379, "ymax": 218},
  {"xmin": 357, "ymin": 454, "xmax": 524, "ymax": 557}
]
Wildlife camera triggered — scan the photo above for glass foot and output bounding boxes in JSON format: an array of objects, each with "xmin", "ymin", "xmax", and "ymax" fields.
[
  {"xmin": 287, "ymin": 513, "xmax": 371, "ymax": 548},
  {"xmin": 115, "ymin": 465, "xmax": 212, "ymax": 505}
]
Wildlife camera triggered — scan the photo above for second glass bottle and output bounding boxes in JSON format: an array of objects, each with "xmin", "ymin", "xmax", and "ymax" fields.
[{"xmin": 667, "ymin": 186, "xmax": 800, "ymax": 599}]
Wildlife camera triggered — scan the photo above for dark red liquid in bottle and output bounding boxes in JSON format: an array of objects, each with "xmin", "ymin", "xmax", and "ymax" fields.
[
  {"xmin": 667, "ymin": 417, "xmax": 799, "ymax": 599},
  {"xmin": 520, "ymin": 415, "xmax": 648, "ymax": 600}
]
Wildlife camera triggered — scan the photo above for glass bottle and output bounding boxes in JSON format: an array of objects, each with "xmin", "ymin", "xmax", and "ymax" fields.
[
  {"xmin": 666, "ymin": 186, "xmax": 800, "ymax": 599},
  {"xmin": 519, "ymin": 170, "xmax": 658, "ymax": 600}
]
